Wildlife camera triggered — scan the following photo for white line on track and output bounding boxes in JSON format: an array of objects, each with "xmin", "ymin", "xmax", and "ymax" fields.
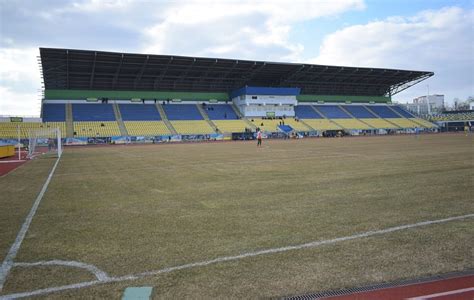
[
  {"xmin": 0, "ymin": 157, "xmax": 61, "ymax": 292},
  {"xmin": 406, "ymin": 287, "xmax": 474, "ymax": 300},
  {"xmin": 1, "ymin": 213, "xmax": 472, "ymax": 299}
]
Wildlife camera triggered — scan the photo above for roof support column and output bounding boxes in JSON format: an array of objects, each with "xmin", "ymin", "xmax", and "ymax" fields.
[{"xmin": 89, "ymin": 51, "xmax": 97, "ymax": 89}]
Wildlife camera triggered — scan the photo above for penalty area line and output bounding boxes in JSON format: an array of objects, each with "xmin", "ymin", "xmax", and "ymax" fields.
[
  {"xmin": 0, "ymin": 157, "xmax": 61, "ymax": 292},
  {"xmin": 1, "ymin": 213, "xmax": 473, "ymax": 299},
  {"xmin": 14, "ymin": 260, "xmax": 110, "ymax": 282}
]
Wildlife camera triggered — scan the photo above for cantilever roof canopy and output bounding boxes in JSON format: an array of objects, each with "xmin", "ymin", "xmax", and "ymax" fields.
[{"xmin": 40, "ymin": 48, "xmax": 433, "ymax": 96}]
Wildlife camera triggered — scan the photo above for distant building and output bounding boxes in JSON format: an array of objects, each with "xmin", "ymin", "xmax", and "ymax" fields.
[{"xmin": 405, "ymin": 95, "xmax": 444, "ymax": 115}]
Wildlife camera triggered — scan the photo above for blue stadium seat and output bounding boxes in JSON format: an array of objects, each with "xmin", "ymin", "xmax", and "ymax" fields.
[
  {"xmin": 72, "ymin": 104, "xmax": 116, "ymax": 121},
  {"xmin": 367, "ymin": 105, "xmax": 400, "ymax": 118},
  {"xmin": 163, "ymin": 104, "xmax": 203, "ymax": 120},
  {"xmin": 205, "ymin": 104, "xmax": 238, "ymax": 120},
  {"xmin": 119, "ymin": 104, "xmax": 161, "ymax": 121},
  {"xmin": 391, "ymin": 106, "xmax": 415, "ymax": 118},
  {"xmin": 42, "ymin": 104, "xmax": 66, "ymax": 122},
  {"xmin": 315, "ymin": 105, "xmax": 350, "ymax": 119},
  {"xmin": 342, "ymin": 105, "xmax": 376, "ymax": 118},
  {"xmin": 294, "ymin": 105, "xmax": 323, "ymax": 119},
  {"xmin": 278, "ymin": 125, "xmax": 293, "ymax": 133}
]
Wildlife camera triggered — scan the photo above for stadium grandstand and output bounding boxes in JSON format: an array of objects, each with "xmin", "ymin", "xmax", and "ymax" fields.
[
  {"xmin": 0, "ymin": 47, "xmax": 439, "ymax": 144},
  {"xmin": 421, "ymin": 110, "xmax": 474, "ymax": 132}
]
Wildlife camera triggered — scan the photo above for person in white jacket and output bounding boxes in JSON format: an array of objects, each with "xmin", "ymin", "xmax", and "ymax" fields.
[{"xmin": 257, "ymin": 130, "xmax": 262, "ymax": 147}]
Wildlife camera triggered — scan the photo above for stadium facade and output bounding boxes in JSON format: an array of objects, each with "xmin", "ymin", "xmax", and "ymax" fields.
[{"xmin": 0, "ymin": 47, "xmax": 442, "ymax": 144}]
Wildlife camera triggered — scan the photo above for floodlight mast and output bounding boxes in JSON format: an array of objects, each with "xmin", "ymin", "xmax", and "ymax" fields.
[{"xmin": 426, "ymin": 84, "xmax": 431, "ymax": 116}]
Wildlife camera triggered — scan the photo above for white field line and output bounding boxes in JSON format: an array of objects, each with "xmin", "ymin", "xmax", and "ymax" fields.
[
  {"xmin": 0, "ymin": 157, "xmax": 61, "ymax": 292},
  {"xmin": 14, "ymin": 260, "xmax": 110, "ymax": 281},
  {"xmin": 406, "ymin": 287, "xmax": 474, "ymax": 300},
  {"xmin": 1, "ymin": 213, "xmax": 473, "ymax": 300}
]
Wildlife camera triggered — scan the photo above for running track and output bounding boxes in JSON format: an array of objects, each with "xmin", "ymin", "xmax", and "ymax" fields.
[
  {"xmin": 0, "ymin": 151, "xmax": 27, "ymax": 176},
  {"xmin": 322, "ymin": 275, "xmax": 474, "ymax": 300}
]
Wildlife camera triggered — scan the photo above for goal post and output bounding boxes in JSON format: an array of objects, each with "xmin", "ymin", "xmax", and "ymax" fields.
[{"xmin": 28, "ymin": 127, "xmax": 63, "ymax": 159}]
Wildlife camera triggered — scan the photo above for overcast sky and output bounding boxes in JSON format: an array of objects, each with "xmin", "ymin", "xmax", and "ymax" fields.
[{"xmin": 0, "ymin": 0, "xmax": 473, "ymax": 116}]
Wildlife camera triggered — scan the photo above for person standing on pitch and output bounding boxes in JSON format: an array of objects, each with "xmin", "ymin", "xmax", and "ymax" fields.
[{"xmin": 257, "ymin": 130, "xmax": 262, "ymax": 147}]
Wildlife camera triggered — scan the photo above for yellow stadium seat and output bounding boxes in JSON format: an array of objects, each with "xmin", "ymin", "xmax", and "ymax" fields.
[
  {"xmin": 427, "ymin": 112, "xmax": 474, "ymax": 122},
  {"xmin": 282, "ymin": 119, "xmax": 313, "ymax": 131},
  {"xmin": 250, "ymin": 118, "xmax": 281, "ymax": 132},
  {"xmin": 0, "ymin": 122, "xmax": 66, "ymax": 138},
  {"xmin": 249, "ymin": 118, "xmax": 312, "ymax": 132},
  {"xmin": 360, "ymin": 119, "xmax": 399, "ymax": 129},
  {"xmin": 301, "ymin": 119, "xmax": 342, "ymax": 130},
  {"xmin": 170, "ymin": 121, "xmax": 215, "ymax": 135},
  {"xmin": 388, "ymin": 118, "xmax": 419, "ymax": 128},
  {"xmin": 124, "ymin": 121, "xmax": 171, "ymax": 136},
  {"xmin": 332, "ymin": 119, "xmax": 373, "ymax": 129},
  {"xmin": 213, "ymin": 120, "xmax": 250, "ymax": 133},
  {"xmin": 410, "ymin": 118, "xmax": 437, "ymax": 128},
  {"xmin": 73, "ymin": 121, "xmax": 121, "ymax": 137}
]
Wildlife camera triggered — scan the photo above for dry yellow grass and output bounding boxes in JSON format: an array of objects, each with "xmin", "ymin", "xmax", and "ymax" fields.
[{"xmin": 1, "ymin": 133, "xmax": 473, "ymax": 298}]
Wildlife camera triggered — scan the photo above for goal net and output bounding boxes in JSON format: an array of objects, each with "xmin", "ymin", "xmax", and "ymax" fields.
[{"xmin": 28, "ymin": 127, "xmax": 63, "ymax": 159}]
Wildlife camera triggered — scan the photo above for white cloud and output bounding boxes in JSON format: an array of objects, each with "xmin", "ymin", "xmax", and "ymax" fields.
[
  {"xmin": 71, "ymin": 0, "xmax": 136, "ymax": 12},
  {"xmin": 3, "ymin": 1, "xmax": 472, "ymax": 116},
  {"xmin": 0, "ymin": 87, "xmax": 40, "ymax": 116},
  {"xmin": 311, "ymin": 7, "xmax": 474, "ymax": 103},
  {"xmin": 0, "ymin": 47, "xmax": 42, "ymax": 116},
  {"xmin": 142, "ymin": 0, "xmax": 364, "ymax": 61}
]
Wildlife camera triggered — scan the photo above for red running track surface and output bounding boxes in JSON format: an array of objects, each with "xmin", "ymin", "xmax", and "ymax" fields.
[
  {"xmin": 0, "ymin": 150, "xmax": 28, "ymax": 176},
  {"xmin": 323, "ymin": 275, "xmax": 474, "ymax": 300}
]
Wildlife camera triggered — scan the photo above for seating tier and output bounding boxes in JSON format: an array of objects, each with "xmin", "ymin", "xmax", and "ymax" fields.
[
  {"xmin": 411, "ymin": 118, "xmax": 437, "ymax": 128},
  {"xmin": 72, "ymin": 104, "xmax": 116, "ymax": 121},
  {"xmin": 170, "ymin": 121, "xmax": 214, "ymax": 134},
  {"xmin": 367, "ymin": 105, "xmax": 400, "ymax": 118},
  {"xmin": 360, "ymin": 119, "xmax": 399, "ymax": 129},
  {"xmin": 163, "ymin": 104, "xmax": 203, "ymax": 120},
  {"xmin": 294, "ymin": 106, "xmax": 322, "ymax": 119},
  {"xmin": 388, "ymin": 118, "xmax": 419, "ymax": 128},
  {"xmin": 334, "ymin": 119, "xmax": 372, "ymax": 130},
  {"xmin": 124, "ymin": 121, "xmax": 170, "ymax": 136},
  {"xmin": 119, "ymin": 104, "xmax": 161, "ymax": 121},
  {"xmin": 0, "ymin": 122, "xmax": 66, "ymax": 138},
  {"xmin": 42, "ymin": 104, "xmax": 66, "ymax": 122},
  {"xmin": 391, "ymin": 106, "xmax": 414, "ymax": 118},
  {"xmin": 342, "ymin": 105, "xmax": 376, "ymax": 118},
  {"xmin": 250, "ymin": 118, "xmax": 311, "ymax": 132},
  {"xmin": 314, "ymin": 105, "xmax": 350, "ymax": 119},
  {"xmin": 73, "ymin": 121, "xmax": 121, "ymax": 137},
  {"xmin": 213, "ymin": 120, "xmax": 249, "ymax": 133},
  {"xmin": 301, "ymin": 119, "xmax": 342, "ymax": 130},
  {"xmin": 205, "ymin": 105, "xmax": 238, "ymax": 120}
]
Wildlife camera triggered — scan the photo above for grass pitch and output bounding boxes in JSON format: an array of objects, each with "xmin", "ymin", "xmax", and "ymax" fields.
[{"xmin": 1, "ymin": 134, "xmax": 473, "ymax": 298}]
